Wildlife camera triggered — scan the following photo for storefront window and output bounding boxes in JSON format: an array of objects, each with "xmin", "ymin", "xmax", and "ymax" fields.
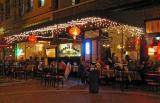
[
  {"xmin": 38, "ymin": 0, "xmax": 45, "ymax": 7},
  {"xmin": 19, "ymin": 0, "xmax": 24, "ymax": 16},
  {"xmin": 26, "ymin": 0, "xmax": 33, "ymax": 12},
  {"xmin": 72, "ymin": 0, "xmax": 80, "ymax": 5},
  {"xmin": 46, "ymin": 48, "xmax": 56, "ymax": 57}
]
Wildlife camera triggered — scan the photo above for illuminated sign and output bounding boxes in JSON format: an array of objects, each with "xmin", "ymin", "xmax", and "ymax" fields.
[
  {"xmin": 16, "ymin": 46, "xmax": 23, "ymax": 57},
  {"xmin": 59, "ymin": 43, "xmax": 81, "ymax": 57},
  {"xmin": 85, "ymin": 42, "xmax": 90, "ymax": 55}
]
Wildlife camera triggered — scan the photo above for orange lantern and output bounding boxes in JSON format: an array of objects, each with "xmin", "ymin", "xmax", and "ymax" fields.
[
  {"xmin": 69, "ymin": 26, "xmax": 81, "ymax": 40},
  {"xmin": 28, "ymin": 34, "xmax": 37, "ymax": 43}
]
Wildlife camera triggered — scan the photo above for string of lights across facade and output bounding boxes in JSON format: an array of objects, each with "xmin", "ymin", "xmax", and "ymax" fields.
[{"xmin": 4, "ymin": 17, "xmax": 144, "ymax": 44}]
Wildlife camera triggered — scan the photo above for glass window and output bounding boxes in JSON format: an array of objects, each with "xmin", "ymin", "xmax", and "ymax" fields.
[
  {"xmin": 72, "ymin": 0, "xmax": 80, "ymax": 5},
  {"xmin": 38, "ymin": 0, "xmax": 45, "ymax": 7},
  {"xmin": 52, "ymin": 0, "xmax": 58, "ymax": 10},
  {"xmin": 19, "ymin": 0, "xmax": 24, "ymax": 16},
  {"xmin": 5, "ymin": 0, "xmax": 11, "ymax": 19},
  {"xmin": 26, "ymin": 0, "xmax": 33, "ymax": 12},
  {"xmin": 72, "ymin": 0, "xmax": 76, "ymax": 5},
  {"xmin": 0, "ymin": 3, "xmax": 4, "ymax": 22},
  {"xmin": 13, "ymin": 0, "xmax": 17, "ymax": 7}
]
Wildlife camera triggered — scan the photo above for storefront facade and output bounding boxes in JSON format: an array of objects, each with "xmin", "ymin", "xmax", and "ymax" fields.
[
  {"xmin": 0, "ymin": 0, "xmax": 144, "ymax": 65},
  {"xmin": 144, "ymin": 19, "xmax": 160, "ymax": 62}
]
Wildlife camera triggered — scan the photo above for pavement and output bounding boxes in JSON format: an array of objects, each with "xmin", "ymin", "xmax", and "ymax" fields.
[{"xmin": 0, "ymin": 78, "xmax": 159, "ymax": 103}]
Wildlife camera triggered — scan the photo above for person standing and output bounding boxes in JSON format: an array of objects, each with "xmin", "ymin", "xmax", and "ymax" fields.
[{"xmin": 78, "ymin": 60, "xmax": 86, "ymax": 84}]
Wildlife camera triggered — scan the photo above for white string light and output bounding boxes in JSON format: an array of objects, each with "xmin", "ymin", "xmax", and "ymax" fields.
[{"xmin": 4, "ymin": 17, "xmax": 143, "ymax": 44}]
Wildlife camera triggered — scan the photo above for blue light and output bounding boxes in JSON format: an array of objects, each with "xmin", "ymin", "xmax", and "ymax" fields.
[{"xmin": 85, "ymin": 42, "xmax": 90, "ymax": 55}]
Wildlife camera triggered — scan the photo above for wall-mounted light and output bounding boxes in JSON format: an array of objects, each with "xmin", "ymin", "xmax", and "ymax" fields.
[
  {"xmin": 106, "ymin": 44, "xmax": 110, "ymax": 47},
  {"xmin": 85, "ymin": 42, "xmax": 91, "ymax": 55},
  {"xmin": 102, "ymin": 44, "xmax": 106, "ymax": 47}
]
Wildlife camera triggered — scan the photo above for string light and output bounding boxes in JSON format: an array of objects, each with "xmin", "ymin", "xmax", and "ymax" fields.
[{"xmin": 4, "ymin": 17, "xmax": 143, "ymax": 44}]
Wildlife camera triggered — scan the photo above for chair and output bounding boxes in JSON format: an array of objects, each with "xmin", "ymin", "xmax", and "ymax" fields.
[
  {"xmin": 144, "ymin": 73, "xmax": 160, "ymax": 92},
  {"xmin": 55, "ymin": 69, "xmax": 64, "ymax": 88}
]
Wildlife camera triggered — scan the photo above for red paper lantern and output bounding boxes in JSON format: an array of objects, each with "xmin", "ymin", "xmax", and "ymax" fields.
[
  {"xmin": 69, "ymin": 26, "xmax": 81, "ymax": 40},
  {"xmin": 28, "ymin": 34, "xmax": 37, "ymax": 43}
]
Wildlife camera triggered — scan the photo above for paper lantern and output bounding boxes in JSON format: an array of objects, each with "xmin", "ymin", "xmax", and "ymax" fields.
[
  {"xmin": 28, "ymin": 34, "xmax": 37, "ymax": 43},
  {"xmin": 69, "ymin": 26, "xmax": 81, "ymax": 40}
]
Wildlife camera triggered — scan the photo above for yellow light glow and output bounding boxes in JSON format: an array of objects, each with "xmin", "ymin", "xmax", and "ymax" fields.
[
  {"xmin": 103, "ymin": 44, "xmax": 106, "ymax": 47},
  {"xmin": 46, "ymin": 48, "xmax": 56, "ymax": 57},
  {"xmin": 36, "ymin": 44, "xmax": 43, "ymax": 47},
  {"xmin": 148, "ymin": 47, "xmax": 155, "ymax": 55},
  {"xmin": 125, "ymin": 51, "xmax": 129, "ymax": 55},
  {"xmin": 117, "ymin": 44, "xmax": 124, "ymax": 49},
  {"xmin": 117, "ymin": 45, "xmax": 122, "ymax": 49},
  {"xmin": 21, "ymin": 53, "xmax": 25, "ymax": 56},
  {"xmin": 106, "ymin": 44, "xmax": 110, "ymax": 47}
]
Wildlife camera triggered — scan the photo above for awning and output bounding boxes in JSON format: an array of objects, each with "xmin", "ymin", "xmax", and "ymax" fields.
[{"xmin": 0, "ymin": 37, "xmax": 9, "ymax": 48}]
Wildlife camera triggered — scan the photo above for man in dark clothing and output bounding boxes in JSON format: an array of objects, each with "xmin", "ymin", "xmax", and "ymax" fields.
[{"xmin": 78, "ymin": 61, "xmax": 86, "ymax": 84}]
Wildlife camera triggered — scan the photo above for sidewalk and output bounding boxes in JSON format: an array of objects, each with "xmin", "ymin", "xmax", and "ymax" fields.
[
  {"xmin": 0, "ymin": 77, "xmax": 25, "ymax": 87},
  {"xmin": 0, "ymin": 78, "xmax": 159, "ymax": 103}
]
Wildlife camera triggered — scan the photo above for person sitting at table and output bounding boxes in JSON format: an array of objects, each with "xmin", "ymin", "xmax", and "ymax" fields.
[
  {"xmin": 58, "ymin": 60, "xmax": 66, "ymax": 75},
  {"xmin": 38, "ymin": 61, "xmax": 44, "ymax": 72},
  {"xmin": 50, "ymin": 61, "xmax": 56, "ymax": 70}
]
